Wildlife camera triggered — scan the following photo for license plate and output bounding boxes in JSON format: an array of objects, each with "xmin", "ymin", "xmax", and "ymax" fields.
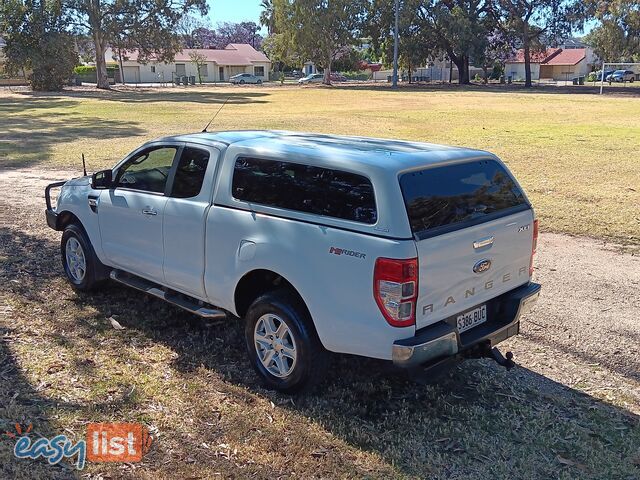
[{"xmin": 457, "ymin": 305, "xmax": 487, "ymax": 333}]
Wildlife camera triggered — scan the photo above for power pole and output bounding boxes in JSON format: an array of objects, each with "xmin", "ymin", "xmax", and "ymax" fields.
[{"xmin": 392, "ymin": 0, "xmax": 399, "ymax": 89}]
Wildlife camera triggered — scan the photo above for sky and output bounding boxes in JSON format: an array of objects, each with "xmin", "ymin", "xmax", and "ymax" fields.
[
  {"xmin": 205, "ymin": 0, "xmax": 594, "ymax": 37},
  {"xmin": 207, "ymin": 0, "xmax": 264, "ymax": 29}
]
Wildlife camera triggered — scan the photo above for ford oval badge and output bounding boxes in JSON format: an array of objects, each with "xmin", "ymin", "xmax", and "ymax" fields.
[{"xmin": 473, "ymin": 259, "xmax": 492, "ymax": 274}]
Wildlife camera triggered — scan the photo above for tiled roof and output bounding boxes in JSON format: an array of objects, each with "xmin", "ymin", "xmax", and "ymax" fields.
[
  {"xmin": 106, "ymin": 44, "xmax": 270, "ymax": 66},
  {"xmin": 543, "ymin": 48, "xmax": 586, "ymax": 65},
  {"xmin": 508, "ymin": 48, "xmax": 561, "ymax": 64},
  {"xmin": 507, "ymin": 47, "xmax": 587, "ymax": 65}
]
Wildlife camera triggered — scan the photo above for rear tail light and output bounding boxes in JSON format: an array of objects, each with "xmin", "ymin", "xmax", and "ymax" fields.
[
  {"xmin": 529, "ymin": 219, "xmax": 539, "ymax": 276},
  {"xmin": 374, "ymin": 257, "xmax": 418, "ymax": 327}
]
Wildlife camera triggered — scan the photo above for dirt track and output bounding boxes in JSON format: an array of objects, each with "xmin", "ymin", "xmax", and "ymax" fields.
[{"xmin": 1, "ymin": 166, "xmax": 639, "ymax": 411}]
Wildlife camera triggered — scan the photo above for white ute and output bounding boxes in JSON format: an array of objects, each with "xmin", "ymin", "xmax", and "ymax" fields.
[{"xmin": 45, "ymin": 131, "xmax": 541, "ymax": 392}]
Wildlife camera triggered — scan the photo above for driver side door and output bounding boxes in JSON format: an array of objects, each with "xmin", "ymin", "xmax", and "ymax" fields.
[{"xmin": 98, "ymin": 143, "xmax": 182, "ymax": 283}]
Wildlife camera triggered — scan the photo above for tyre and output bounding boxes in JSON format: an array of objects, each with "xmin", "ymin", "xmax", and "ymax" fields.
[
  {"xmin": 257, "ymin": 79, "xmax": 262, "ymax": 85},
  {"xmin": 239, "ymin": 79, "xmax": 245, "ymax": 84},
  {"xmin": 244, "ymin": 290, "xmax": 329, "ymax": 393},
  {"xmin": 61, "ymin": 223, "xmax": 106, "ymax": 291}
]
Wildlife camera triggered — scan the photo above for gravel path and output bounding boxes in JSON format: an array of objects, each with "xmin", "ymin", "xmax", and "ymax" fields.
[{"xmin": 1, "ymin": 166, "xmax": 639, "ymax": 412}]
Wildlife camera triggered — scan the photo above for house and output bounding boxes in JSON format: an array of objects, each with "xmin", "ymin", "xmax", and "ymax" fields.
[
  {"xmin": 505, "ymin": 47, "xmax": 591, "ymax": 82},
  {"xmin": 103, "ymin": 43, "xmax": 271, "ymax": 83}
]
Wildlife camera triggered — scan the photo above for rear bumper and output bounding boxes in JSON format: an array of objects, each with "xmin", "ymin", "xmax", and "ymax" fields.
[{"xmin": 392, "ymin": 282, "xmax": 541, "ymax": 368}]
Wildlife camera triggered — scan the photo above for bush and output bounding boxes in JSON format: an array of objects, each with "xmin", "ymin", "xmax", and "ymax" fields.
[
  {"xmin": 73, "ymin": 65, "xmax": 118, "ymax": 77},
  {"xmin": 342, "ymin": 72, "xmax": 369, "ymax": 81}
]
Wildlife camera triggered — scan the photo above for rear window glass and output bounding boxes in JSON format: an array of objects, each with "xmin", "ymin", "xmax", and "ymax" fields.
[
  {"xmin": 399, "ymin": 159, "xmax": 528, "ymax": 236},
  {"xmin": 232, "ymin": 157, "xmax": 377, "ymax": 224}
]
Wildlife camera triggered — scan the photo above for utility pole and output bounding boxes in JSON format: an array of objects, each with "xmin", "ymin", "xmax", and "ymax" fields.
[{"xmin": 392, "ymin": 0, "xmax": 399, "ymax": 89}]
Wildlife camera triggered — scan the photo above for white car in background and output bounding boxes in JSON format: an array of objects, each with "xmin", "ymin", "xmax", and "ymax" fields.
[
  {"xmin": 230, "ymin": 73, "xmax": 263, "ymax": 85},
  {"xmin": 298, "ymin": 73, "xmax": 324, "ymax": 84}
]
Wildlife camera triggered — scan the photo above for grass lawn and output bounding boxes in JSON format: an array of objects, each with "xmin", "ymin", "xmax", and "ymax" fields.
[
  {"xmin": 0, "ymin": 84, "xmax": 638, "ymax": 245},
  {"xmin": 1, "ymin": 85, "xmax": 640, "ymax": 478}
]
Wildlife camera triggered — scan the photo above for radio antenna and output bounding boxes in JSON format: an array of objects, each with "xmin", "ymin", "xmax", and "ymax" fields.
[
  {"xmin": 202, "ymin": 96, "xmax": 231, "ymax": 133},
  {"xmin": 82, "ymin": 153, "xmax": 87, "ymax": 176}
]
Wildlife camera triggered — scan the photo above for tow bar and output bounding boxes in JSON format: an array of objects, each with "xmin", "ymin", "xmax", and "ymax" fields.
[
  {"xmin": 465, "ymin": 342, "xmax": 516, "ymax": 370},
  {"xmin": 488, "ymin": 347, "xmax": 516, "ymax": 370}
]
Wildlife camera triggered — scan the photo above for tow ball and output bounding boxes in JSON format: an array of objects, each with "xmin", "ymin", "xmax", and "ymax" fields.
[{"xmin": 488, "ymin": 346, "xmax": 516, "ymax": 370}]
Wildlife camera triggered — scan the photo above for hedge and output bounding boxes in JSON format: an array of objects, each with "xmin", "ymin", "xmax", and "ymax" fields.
[{"xmin": 73, "ymin": 65, "xmax": 119, "ymax": 75}]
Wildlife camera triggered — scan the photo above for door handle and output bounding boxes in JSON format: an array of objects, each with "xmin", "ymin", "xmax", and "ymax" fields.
[
  {"xmin": 473, "ymin": 236, "xmax": 494, "ymax": 249},
  {"xmin": 142, "ymin": 208, "xmax": 157, "ymax": 216}
]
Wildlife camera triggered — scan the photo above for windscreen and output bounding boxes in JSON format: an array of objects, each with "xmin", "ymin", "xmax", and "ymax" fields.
[{"xmin": 399, "ymin": 159, "xmax": 529, "ymax": 237}]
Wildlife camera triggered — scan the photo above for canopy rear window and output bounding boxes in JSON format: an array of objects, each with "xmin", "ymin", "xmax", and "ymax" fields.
[{"xmin": 399, "ymin": 159, "xmax": 529, "ymax": 238}]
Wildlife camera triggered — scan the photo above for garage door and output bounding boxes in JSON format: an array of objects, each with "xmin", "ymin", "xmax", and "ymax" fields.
[{"xmin": 123, "ymin": 66, "xmax": 140, "ymax": 83}]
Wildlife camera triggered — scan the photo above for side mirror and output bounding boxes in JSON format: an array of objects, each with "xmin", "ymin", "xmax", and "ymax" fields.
[{"xmin": 91, "ymin": 169, "xmax": 113, "ymax": 189}]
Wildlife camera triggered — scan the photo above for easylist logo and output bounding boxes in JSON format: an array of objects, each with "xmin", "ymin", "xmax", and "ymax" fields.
[{"xmin": 86, "ymin": 423, "xmax": 152, "ymax": 462}]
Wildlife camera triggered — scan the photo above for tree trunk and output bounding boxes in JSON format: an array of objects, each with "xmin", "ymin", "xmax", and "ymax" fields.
[
  {"xmin": 118, "ymin": 49, "xmax": 125, "ymax": 85},
  {"xmin": 93, "ymin": 33, "xmax": 110, "ymax": 89},
  {"xmin": 483, "ymin": 66, "xmax": 488, "ymax": 84},
  {"xmin": 323, "ymin": 57, "xmax": 332, "ymax": 85},
  {"xmin": 523, "ymin": 24, "xmax": 532, "ymax": 88},
  {"xmin": 449, "ymin": 52, "xmax": 468, "ymax": 85}
]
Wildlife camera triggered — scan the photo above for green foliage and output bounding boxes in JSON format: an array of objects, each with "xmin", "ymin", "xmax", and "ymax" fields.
[
  {"xmin": 65, "ymin": 0, "xmax": 208, "ymax": 88},
  {"xmin": 496, "ymin": 0, "xmax": 577, "ymax": 87},
  {"xmin": 583, "ymin": 0, "xmax": 640, "ymax": 62},
  {"xmin": 0, "ymin": 0, "xmax": 78, "ymax": 91},
  {"xmin": 270, "ymin": 0, "xmax": 366, "ymax": 83},
  {"xmin": 73, "ymin": 65, "xmax": 118, "ymax": 76}
]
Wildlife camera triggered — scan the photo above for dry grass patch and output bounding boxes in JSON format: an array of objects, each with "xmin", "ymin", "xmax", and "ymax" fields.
[
  {"xmin": 0, "ymin": 84, "xmax": 638, "ymax": 245},
  {"xmin": 1, "ymin": 195, "xmax": 639, "ymax": 479}
]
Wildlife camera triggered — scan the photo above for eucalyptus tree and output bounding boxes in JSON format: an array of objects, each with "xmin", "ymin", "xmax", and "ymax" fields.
[
  {"xmin": 0, "ymin": 0, "xmax": 78, "ymax": 90},
  {"xmin": 66, "ymin": 0, "xmax": 208, "ymax": 89},
  {"xmin": 583, "ymin": 0, "xmax": 640, "ymax": 62},
  {"xmin": 271, "ymin": 0, "xmax": 367, "ymax": 84},
  {"xmin": 496, "ymin": 0, "xmax": 576, "ymax": 86}
]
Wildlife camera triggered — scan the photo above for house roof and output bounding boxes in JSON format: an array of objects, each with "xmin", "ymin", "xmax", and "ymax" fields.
[
  {"xmin": 507, "ymin": 48, "xmax": 561, "ymax": 64},
  {"xmin": 506, "ymin": 47, "xmax": 586, "ymax": 65},
  {"xmin": 106, "ymin": 44, "xmax": 270, "ymax": 66},
  {"xmin": 542, "ymin": 48, "xmax": 586, "ymax": 65}
]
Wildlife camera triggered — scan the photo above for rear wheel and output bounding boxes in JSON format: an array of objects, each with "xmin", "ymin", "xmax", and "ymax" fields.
[
  {"xmin": 244, "ymin": 290, "xmax": 328, "ymax": 393},
  {"xmin": 257, "ymin": 79, "xmax": 262, "ymax": 85},
  {"xmin": 61, "ymin": 223, "xmax": 105, "ymax": 291}
]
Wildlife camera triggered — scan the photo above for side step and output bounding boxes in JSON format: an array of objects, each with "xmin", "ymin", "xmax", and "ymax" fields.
[{"xmin": 110, "ymin": 270, "xmax": 227, "ymax": 320}]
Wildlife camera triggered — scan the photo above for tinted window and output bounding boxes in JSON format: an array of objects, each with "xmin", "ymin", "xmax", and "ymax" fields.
[
  {"xmin": 400, "ymin": 160, "xmax": 528, "ymax": 235},
  {"xmin": 117, "ymin": 146, "xmax": 177, "ymax": 193},
  {"xmin": 171, "ymin": 147, "xmax": 210, "ymax": 198},
  {"xmin": 232, "ymin": 157, "xmax": 377, "ymax": 224}
]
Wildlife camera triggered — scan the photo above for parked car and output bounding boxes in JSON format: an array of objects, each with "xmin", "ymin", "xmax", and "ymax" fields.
[
  {"xmin": 298, "ymin": 73, "xmax": 324, "ymax": 84},
  {"xmin": 606, "ymin": 70, "xmax": 636, "ymax": 83},
  {"xmin": 230, "ymin": 73, "xmax": 262, "ymax": 85},
  {"xmin": 45, "ymin": 131, "xmax": 540, "ymax": 392},
  {"xmin": 330, "ymin": 72, "xmax": 347, "ymax": 82},
  {"xmin": 591, "ymin": 69, "xmax": 615, "ymax": 81}
]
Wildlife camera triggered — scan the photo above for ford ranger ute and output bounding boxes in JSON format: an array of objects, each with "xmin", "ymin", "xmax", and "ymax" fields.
[{"xmin": 45, "ymin": 131, "xmax": 541, "ymax": 392}]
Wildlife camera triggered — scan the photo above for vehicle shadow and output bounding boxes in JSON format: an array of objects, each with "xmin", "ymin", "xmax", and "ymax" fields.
[
  {"xmin": 0, "ymin": 96, "xmax": 145, "ymax": 168},
  {"xmin": 2, "ymin": 224, "xmax": 639, "ymax": 478}
]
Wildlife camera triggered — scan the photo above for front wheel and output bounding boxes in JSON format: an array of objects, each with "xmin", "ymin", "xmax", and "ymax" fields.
[
  {"xmin": 244, "ymin": 290, "xmax": 328, "ymax": 393},
  {"xmin": 61, "ymin": 223, "xmax": 105, "ymax": 291},
  {"xmin": 239, "ymin": 79, "xmax": 245, "ymax": 84}
]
